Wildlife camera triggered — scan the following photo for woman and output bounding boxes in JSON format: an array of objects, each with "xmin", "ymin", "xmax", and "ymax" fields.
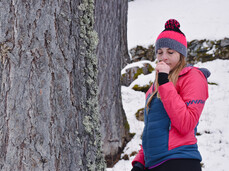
[{"xmin": 131, "ymin": 19, "xmax": 210, "ymax": 171}]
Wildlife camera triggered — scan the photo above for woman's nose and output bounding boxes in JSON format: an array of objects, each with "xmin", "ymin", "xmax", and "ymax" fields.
[{"xmin": 160, "ymin": 53, "xmax": 168, "ymax": 61}]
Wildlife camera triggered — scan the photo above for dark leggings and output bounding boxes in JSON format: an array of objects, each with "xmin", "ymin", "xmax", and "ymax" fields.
[{"xmin": 146, "ymin": 159, "xmax": 202, "ymax": 171}]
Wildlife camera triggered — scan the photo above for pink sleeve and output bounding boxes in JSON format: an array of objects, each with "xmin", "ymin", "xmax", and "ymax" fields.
[
  {"xmin": 132, "ymin": 145, "xmax": 145, "ymax": 167},
  {"xmin": 158, "ymin": 69, "xmax": 208, "ymax": 135}
]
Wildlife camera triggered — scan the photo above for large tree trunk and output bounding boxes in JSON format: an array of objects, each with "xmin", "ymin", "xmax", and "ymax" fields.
[
  {"xmin": 95, "ymin": 0, "xmax": 131, "ymax": 167},
  {"xmin": 0, "ymin": 0, "xmax": 105, "ymax": 170}
]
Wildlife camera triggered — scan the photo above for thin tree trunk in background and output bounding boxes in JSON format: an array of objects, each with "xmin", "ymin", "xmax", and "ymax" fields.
[
  {"xmin": 95, "ymin": 0, "xmax": 131, "ymax": 167},
  {"xmin": 0, "ymin": 0, "xmax": 105, "ymax": 170}
]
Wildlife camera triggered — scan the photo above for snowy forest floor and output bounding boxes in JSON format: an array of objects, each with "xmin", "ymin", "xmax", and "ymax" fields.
[
  {"xmin": 107, "ymin": 0, "xmax": 229, "ymax": 170},
  {"xmin": 107, "ymin": 59, "xmax": 229, "ymax": 171}
]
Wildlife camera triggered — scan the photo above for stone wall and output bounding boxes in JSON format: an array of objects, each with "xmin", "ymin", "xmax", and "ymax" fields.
[
  {"xmin": 122, "ymin": 38, "xmax": 229, "ymax": 90},
  {"xmin": 129, "ymin": 38, "xmax": 229, "ymax": 64}
]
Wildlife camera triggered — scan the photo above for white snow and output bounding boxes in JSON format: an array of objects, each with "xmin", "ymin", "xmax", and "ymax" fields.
[
  {"xmin": 127, "ymin": 0, "xmax": 229, "ymax": 50},
  {"xmin": 107, "ymin": 0, "xmax": 229, "ymax": 171}
]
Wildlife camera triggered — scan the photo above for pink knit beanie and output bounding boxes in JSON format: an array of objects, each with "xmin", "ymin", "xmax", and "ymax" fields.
[{"xmin": 155, "ymin": 19, "xmax": 187, "ymax": 57}]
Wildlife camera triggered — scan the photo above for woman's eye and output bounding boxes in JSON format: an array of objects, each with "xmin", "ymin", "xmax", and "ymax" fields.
[
  {"xmin": 168, "ymin": 51, "xmax": 174, "ymax": 54},
  {"xmin": 157, "ymin": 51, "xmax": 162, "ymax": 55}
]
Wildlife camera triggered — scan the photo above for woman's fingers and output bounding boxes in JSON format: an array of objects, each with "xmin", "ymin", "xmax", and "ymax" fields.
[{"xmin": 156, "ymin": 61, "xmax": 170, "ymax": 74}]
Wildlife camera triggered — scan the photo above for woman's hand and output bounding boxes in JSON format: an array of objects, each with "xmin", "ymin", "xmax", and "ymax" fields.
[{"xmin": 156, "ymin": 61, "xmax": 170, "ymax": 74}]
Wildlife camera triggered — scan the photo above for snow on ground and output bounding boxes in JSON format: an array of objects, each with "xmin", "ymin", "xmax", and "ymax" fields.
[
  {"xmin": 107, "ymin": 59, "xmax": 229, "ymax": 171},
  {"xmin": 107, "ymin": 0, "xmax": 229, "ymax": 170},
  {"xmin": 195, "ymin": 60, "xmax": 229, "ymax": 171}
]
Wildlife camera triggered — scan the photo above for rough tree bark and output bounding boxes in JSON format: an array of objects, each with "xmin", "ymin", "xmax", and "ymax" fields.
[
  {"xmin": 0, "ymin": 0, "xmax": 106, "ymax": 170},
  {"xmin": 95, "ymin": 0, "xmax": 131, "ymax": 167}
]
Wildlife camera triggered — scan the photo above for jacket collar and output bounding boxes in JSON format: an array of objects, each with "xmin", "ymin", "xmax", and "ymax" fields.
[
  {"xmin": 179, "ymin": 65, "xmax": 211, "ymax": 79},
  {"xmin": 179, "ymin": 66, "xmax": 193, "ymax": 77}
]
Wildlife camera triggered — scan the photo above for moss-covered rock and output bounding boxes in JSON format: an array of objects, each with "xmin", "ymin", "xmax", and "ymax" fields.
[
  {"xmin": 208, "ymin": 82, "xmax": 218, "ymax": 86},
  {"xmin": 133, "ymin": 68, "xmax": 143, "ymax": 80},
  {"xmin": 122, "ymin": 154, "xmax": 129, "ymax": 160},
  {"xmin": 132, "ymin": 83, "xmax": 152, "ymax": 93},
  {"xmin": 130, "ymin": 151, "xmax": 138, "ymax": 157},
  {"xmin": 121, "ymin": 63, "xmax": 154, "ymax": 86},
  {"xmin": 130, "ymin": 45, "xmax": 155, "ymax": 62},
  {"xmin": 135, "ymin": 108, "xmax": 145, "ymax": 121},
  {"xmin": 129, "ymin": 38, "xmax": 229, "ymax": 65}
]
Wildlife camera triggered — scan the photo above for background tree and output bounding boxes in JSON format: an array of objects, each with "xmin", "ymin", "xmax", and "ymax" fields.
[
  {"xmin": 0, "ymin": 0, "xmax": 106, "ymax": 170},
  {"xmin": 95, "ymin": 0, "xmax": 131, "ymax": 167}
]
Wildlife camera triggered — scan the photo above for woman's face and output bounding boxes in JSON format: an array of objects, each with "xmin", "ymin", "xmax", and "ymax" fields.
[{"xmin": 156, "ymin": 48, "xmax": 181, "ymax": 71}]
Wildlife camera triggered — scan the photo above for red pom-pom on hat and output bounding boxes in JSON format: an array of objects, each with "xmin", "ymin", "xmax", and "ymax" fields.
[{"xmin": 165, "ymin": 19, "xmax": 180, "ymax": 30}]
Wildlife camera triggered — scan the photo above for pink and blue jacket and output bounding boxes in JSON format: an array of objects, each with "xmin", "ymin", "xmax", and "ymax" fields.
[{"xmin": 132, "ymin": 66, "xmax": 210, "ymax": 168}]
